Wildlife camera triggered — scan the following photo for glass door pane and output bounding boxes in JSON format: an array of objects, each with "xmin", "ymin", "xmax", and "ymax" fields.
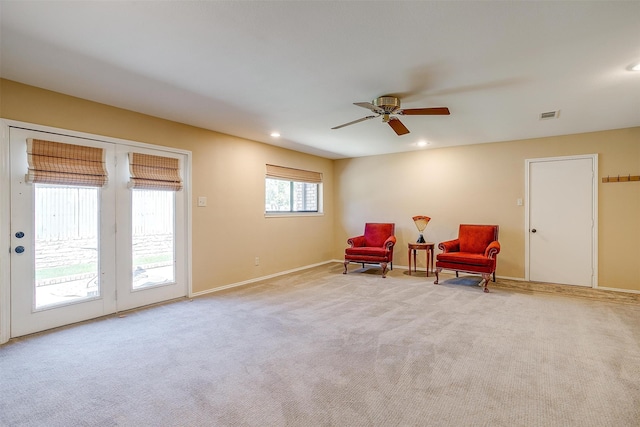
[
  {"xmin": 131, "ymin": 189, "xmax": 175, "ymax": 290},
  {"xmin": 34, "ymin": 185, "xmax": 100, "ymax": 309}
]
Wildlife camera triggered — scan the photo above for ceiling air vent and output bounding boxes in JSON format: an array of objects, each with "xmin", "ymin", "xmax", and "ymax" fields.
[{"xmin": 539, "ymin": 110, "xmax": 560, "ymax": 120}]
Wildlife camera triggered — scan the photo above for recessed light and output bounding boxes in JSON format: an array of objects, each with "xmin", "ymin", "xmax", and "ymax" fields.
[
  {"xmin": 626, "ymin": 62, "xmax": 640, "ymax": 71},
  {"xmin": 270, "ymin": 132, "xmax": 280, "ymax": 138},
  {"xmin": 416, "ymin": 140, "xmax": 429, "ymax": 147}
]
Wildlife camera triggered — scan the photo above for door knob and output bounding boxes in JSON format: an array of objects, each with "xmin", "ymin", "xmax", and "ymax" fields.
[
  {"xmin": 531, "ymin": 229, "xmax": 537, "ymax": 233},
  {"xmin": 14, "ymin": 246, "xmax": 25, "ymax": 254},
  {"xmin": 15, "ymin": 231, "xmax": 25, "ymax": 238}
]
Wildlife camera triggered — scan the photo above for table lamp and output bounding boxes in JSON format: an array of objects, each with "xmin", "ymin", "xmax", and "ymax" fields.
[{"xmin": 412, "ymin": 215, "xmax": 431, "ymax": 243}]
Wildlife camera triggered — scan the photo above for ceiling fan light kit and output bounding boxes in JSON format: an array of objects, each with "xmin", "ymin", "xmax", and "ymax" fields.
[
  {"xmin": 332, "ymin": 96, "xmax": 450, "ymax": 136},
  {"xmin": 372, "ymin": 96, "xmax": 402, "ymax": 113}
]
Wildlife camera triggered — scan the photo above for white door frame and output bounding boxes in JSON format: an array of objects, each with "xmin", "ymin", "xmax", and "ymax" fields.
[
  {"xmin": 0, "ymin": 119, "xmax": 193, "ymax": 345},
  {"xmin": 0, "ymin": 123, "xmax": 11, "ymax": 344},
  {"xmin": 524, "ymin": 154, "xmax": 598, "ymax": 287}
]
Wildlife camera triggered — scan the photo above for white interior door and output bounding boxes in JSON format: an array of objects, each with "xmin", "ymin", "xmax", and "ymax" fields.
[
  {"xmin": 527, "ymin": 155, "xmax": 597, "ymax": 287},
  {"xmin": 8, "ymin": 126, "xmax": 188, "ymax": 337},
  {"xmin": 10, "ymin": 128, "xmax": 117, "ymax": 337}
]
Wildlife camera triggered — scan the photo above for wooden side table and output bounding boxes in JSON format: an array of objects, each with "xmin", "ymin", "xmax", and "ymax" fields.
[{"xmin": 408, "ymin": 242, "xmax": 435, "ymax": 276}]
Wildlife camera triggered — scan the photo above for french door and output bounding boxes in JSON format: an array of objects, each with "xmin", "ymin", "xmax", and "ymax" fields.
[
  {"xmin": 9, "ymin": 127, "xmax": 188, "ymax": 337},
  {"xmin": 114, "ymin": 145, "xmax": 187, "ymax": 312}
]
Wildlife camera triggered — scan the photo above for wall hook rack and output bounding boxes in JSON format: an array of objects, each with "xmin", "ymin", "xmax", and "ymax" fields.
[{"xmin": 602, "ymin": 174, "xmax": 640, "ymax": 183}]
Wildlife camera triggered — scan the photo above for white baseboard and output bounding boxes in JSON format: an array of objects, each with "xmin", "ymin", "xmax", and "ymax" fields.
[
  {"xmin": 190, "ymin": 260, "xmax": 336, "ymax": 298},
  {"xmin": 496, "ymin": 275, "xmax": 526, "ymax": 281},
  {"xmin": 596, "ymin": 286, "xmax": 640, "ymax": 295}
]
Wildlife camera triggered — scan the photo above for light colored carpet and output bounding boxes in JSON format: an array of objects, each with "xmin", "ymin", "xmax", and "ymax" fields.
[{"xmin": 1, "ymin": 263, "xmax": 639, "ymax": 426}]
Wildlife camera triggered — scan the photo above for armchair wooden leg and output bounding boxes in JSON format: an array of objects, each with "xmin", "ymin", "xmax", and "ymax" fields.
[
  {"xmin": 343, "ymin": 261, "xmax": 348, "ymax": 274},
  {"xmin": 493, "ymin": 271, "xmax": 496, "ymax": 282},
  {"xmin": 381, "ymin": 262, "xmax": 388, "ymax": 278},
  {"xmin": 434, "ymin": 268, "xmax": 442, "ymax": 284},
  {"xmin": 481, "ymin": 273, "xmax": 491, "ymax": 292}
]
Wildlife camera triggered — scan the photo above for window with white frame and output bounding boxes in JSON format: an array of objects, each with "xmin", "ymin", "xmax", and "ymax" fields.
[{"xmin": 265, "ymin": 164, "xmax": 322, "ymax": 213}]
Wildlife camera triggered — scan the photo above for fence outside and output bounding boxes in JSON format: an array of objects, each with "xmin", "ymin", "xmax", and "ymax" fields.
[
  {"xmin": 34, "ymin": 187, "xmax": 174, "ymax": 286},
  {"xmin": 35, "ymin": 187, "xmax": 173, "ymax": 240}
]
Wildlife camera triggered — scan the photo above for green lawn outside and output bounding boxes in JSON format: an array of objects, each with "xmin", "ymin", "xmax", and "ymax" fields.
[{"xmin": 36, "ymin": 253, "xmax": 172, "ymax": 281}]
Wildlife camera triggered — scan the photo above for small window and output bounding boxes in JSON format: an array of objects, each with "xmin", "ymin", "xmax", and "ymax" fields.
[{"xmin": 265, "ymin": 165, "xmax": 322, "ymax": 214}]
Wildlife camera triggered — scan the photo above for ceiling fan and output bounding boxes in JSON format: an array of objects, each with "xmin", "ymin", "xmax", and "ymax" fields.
[{"xmin": 331, "ymin": 96, "xmax": 450, "ymax": 136}]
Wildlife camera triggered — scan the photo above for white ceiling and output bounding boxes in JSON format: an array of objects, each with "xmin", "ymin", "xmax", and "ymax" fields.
[{"xmin": 1, "ymin": 1, "xmax": 639, "ymax": 159}]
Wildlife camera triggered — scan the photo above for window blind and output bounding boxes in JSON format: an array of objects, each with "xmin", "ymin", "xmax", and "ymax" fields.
[
  {"xmin": 128, "ymin": 152, "xmax": 183, "ymax": 191},
  {"xmin": 26, "ymin": 139, "xmax": 108, "ymax": 187},
  {"xmin": 266, "ymin": 164, "xmax": 322, "ymax": 183}
]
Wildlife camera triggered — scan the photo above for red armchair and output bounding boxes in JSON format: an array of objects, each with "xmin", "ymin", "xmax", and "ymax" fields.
[
  {"xmin": 434, "ymin": 224, "xmax": 500, "ymax": 292},
  {"xmin": 344, "ymin": 223, "xmax": 396, "ymax": 278}
]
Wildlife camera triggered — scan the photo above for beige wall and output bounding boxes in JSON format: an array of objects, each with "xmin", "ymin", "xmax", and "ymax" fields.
[
  {"xmin": 334, "ymin": 127, "xmax": 640, "ymax": 291},
  {"xmin": 1, "ymin": 79, "xmax": 335, "ymax": 293},
  {"xmin": 2, "ymin": 79, "xmax": 638, "ymax": 293}
]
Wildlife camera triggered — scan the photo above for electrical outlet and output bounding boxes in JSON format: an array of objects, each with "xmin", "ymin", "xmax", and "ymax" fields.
[{"xmin": 255, "ymin": 257, "xmax": 260, "ymax": 266}]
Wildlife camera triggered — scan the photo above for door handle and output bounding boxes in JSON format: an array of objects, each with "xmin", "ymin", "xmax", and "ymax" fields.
[{"xmin": 531, "ymin": 229, "xmax": 537, "ymax": 233}]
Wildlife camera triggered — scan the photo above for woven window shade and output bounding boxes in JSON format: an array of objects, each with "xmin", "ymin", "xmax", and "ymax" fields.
[
  {"xmin": 26, "ymin": 139, "xmax": 108, "ymax": 187},
  {"xmin": 266, "ymin": 164, "xmax": 322, "ymax": 183},
  {"xmin": 129, "ymin": 152, "xmax": 183, "ymax": 191}
]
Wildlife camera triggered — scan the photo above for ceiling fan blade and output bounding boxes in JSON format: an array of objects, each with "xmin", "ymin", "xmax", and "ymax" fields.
[
  {"xmin": 398, "ymin": 107, "xmax": 450, "ymax": 116},
  {"xmin": 388, "ymin": 118, "xmax": 410, "ymax": 136},
  {"xmin": 331, "ymin": 115, "xmax": 377, "ymax": 130},
  {"xmin": 354, "ymin": 102, "xmax": 385, "ymax": 114}
]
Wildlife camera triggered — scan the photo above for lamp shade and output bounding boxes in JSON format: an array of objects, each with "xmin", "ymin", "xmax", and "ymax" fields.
[{"xmin": 412, "ymin": 215, "xmax": 431, "ymax": 233}]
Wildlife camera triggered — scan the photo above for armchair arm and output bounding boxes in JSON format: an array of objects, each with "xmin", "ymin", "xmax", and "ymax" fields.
[
  {"xmin": 438, "ymin": 239, "xmax": 460, "ymax": 253},
  {"xmin": 383, "ymin": 235, "xmax": 397, "ymax": 250},
  {"xmin": 347, "ymin": 235, "xmax": 366, "ymax": 247},
  {"xmin": 484, "ymin": 241, "xmax": 501, "ymax": 259}
]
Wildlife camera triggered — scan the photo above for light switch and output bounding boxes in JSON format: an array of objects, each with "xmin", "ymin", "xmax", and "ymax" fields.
[
  {"xmin": 517, "ymin": 198, "xmax": 523, "ymax": 206},
  {"xmin": 197, "ymin": 196, "xmax": 207, "ymax": 207}
]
